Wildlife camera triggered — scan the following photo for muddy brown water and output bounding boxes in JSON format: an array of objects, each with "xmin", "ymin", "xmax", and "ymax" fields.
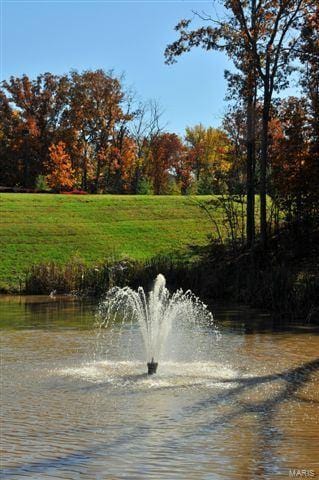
[{"xmin": 1, "ymin": 295, "xmax": 319, "ymax": 479}]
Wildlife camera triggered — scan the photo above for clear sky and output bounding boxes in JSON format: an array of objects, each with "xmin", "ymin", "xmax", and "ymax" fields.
[{"xmin": 1, "ymin": 0, "xmax": 232, "ymax": 134}]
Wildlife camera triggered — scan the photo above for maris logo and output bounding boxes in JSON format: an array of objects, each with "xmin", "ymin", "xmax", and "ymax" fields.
[{"xmin": 289, "ymin": 469, "xmax": 316, "ymax": 478}]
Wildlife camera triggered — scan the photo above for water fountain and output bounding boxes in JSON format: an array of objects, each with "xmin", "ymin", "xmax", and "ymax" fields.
[{"xmin": 98, "ymin": 274, "xmax": 216, "ymax": 374}]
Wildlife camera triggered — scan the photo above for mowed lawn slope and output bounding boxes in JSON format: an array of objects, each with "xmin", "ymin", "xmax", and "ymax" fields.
[{"xmin": 0, "ymin": 194, "xmax": 215, "ymax": 290}]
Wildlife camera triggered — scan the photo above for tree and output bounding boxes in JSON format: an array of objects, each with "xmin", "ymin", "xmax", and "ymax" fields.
[
  {"xmin": 222, "ymin": 106, "xmax": 247, "ymax": 193},
  {"xmin": 165, "ymin": 0, "xmax": 312, "ymax": 246},
  {"xmin": 185, "ymin": 125, "xmax": 231, "ymax": 193},
  {"xmin": 65, "ymin": 70, "xmax": 131, "ymax": 192},
  {"xmin": 165, "ymin": 6, "xmax": 258, "ymax": 243},
  {"xmin": 185, "ymin": 124, "xmax": 207, "ymax": 182},
  {"xmin": 270, "ymin": 97, "xmax": 318, "ymax": 223},
  {"xmin": 2, "ymin": 73, "xmax": 70, "ymax": 187},
  {"xmin": 0, "ymin": 91, "xmax": 22, "ymax": 186},
  {"xmin": 299, "ymin": 4, "xmax": 319, "ymax": 217},
  {"xmin": 300, "ymin": 4, "xmax": 319, "ymax": 146},
  {"xmin": 147, "ymin": 133, "xmax": 184, "ymax": 194},
  {"xmin": 174, "ymin": 148, "xmax": 193, "ymax": 194},
  {"xmin": 0, "ymin": 70, "xmax": 166, "ymax": 193},
  {"xmin": 107, "ymin": 136, "xmax": 138, "ymax": 193},
  {"xmin": 129, "ymin": 99, "xmax": 165, "ymax": 193},
  {"xmin": 46, "ymin": 142, "xmax": 75, "ymax": 192},
  {"xmin": 270, "ymin": 99, "xmax": 305, "ymax": 210}
]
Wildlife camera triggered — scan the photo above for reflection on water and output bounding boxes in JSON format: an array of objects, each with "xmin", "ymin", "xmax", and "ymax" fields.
[{"xmin": 1, "ymin": 295, "xmax": 319, "ymax": 479}]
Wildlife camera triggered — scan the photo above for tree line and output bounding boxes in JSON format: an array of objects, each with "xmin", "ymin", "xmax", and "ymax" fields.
[{"xmin": 0, "ymin": 70, "xmax": 234, "ymax": 195}]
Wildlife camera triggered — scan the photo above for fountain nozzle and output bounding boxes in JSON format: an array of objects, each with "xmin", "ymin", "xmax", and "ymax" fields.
[{"xmin": 147, "ymin": 358, "xmax": 158, "ymax": 375}]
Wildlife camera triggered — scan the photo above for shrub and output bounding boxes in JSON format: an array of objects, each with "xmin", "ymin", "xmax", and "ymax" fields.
[
  {"xmin": 35, "ymin": 175, "xmax": 49, "ymax": 191},
  {"xmin": 136, "ymin": 177, "xmax": 153, "ymax": 195}
]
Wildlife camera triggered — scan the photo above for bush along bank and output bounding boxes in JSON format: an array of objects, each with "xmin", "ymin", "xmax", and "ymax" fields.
[
  {"xmin": 201, "ymin": 222, "xmax": 319, "ymax": 323},
  {"xmin": 24, "ymin": 231, "xmax": 319, "ymax": 324},
  {"xmin": 24, "ymin": 256, "xmax": 204, "ymax": 299}
]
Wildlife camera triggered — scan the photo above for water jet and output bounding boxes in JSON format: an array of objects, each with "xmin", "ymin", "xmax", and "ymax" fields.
[{"xmin": 98, "ymin": 274, "xmax": 215, "ymax": 374}]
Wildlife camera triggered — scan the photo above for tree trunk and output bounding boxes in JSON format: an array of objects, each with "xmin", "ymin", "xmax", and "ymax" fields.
[
  {"xmin": 82, "ymin": 154, "xmax": 87, "ymax": 191},
  {"xmin": 246, "ymin": 89, "xmax": 256, "ymax": 248},
  {"xmin": 246, "ymin": 0, "xmax": 257, "ymax": 249},
  {"xmin": 260, "ymin": 85, "xmax": 271, "ymax": 248},
  {"xmin": 23, "ymin": 156, "xmax": 30, "ymax": 188},
  {"xmin": 94, "ymin": 158, "xmax": 101, "ymax": 193}
]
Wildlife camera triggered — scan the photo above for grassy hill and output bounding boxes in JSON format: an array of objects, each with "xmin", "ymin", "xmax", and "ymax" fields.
[{"xmin": 0, "ymin": 194, "xmax": 216, "ymax": 291}]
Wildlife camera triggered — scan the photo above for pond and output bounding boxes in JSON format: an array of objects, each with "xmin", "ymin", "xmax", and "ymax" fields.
[{"xmin": 1, "ymin": 295, "xmax": 319, "ymax": 479}]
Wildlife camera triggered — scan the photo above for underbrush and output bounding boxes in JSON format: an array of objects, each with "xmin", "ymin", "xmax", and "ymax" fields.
[
  {"xmin": 24, "ymin": 223, "xmax": 319, "ymax": 323},
  {"xmin": 25, "ymin": 255, "xmax": 203, "ymax": 298},
  {"xmin": 201, "ymin": 223, "xmax": 319, "ymax": 323}
]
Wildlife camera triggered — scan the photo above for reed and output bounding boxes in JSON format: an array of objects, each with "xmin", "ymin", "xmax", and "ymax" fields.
[{"xmin": 25, "ymin": 255, "xmax": 200, "ymax": 297}]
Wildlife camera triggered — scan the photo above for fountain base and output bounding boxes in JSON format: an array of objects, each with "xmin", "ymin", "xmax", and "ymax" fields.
[{"xmin": 147, "ymin": 358, "xmax": 158, "ymax": 375}]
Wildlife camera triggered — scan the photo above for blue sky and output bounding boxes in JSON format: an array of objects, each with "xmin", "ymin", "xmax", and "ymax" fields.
[{"xmin": 1, "ymin": 1, "xmax": 231, "ymax": 134}]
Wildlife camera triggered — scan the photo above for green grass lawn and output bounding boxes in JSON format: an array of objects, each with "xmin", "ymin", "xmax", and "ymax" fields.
[{"xmin": 0, "ymin": 194, "xmax": 218, "ymax": 291}]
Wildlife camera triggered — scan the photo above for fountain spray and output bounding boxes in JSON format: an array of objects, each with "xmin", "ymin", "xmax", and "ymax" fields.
[{"xmin": 98, "ymin": 274, "xmax": 215, "ymax": 374}]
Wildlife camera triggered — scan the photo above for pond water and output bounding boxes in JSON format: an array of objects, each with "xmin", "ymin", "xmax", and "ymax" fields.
[{"xmin": 1, "ymin": 295, "xmax": 319, "ymax": 479}]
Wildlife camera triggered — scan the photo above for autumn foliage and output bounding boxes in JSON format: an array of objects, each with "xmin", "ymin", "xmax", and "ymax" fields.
[
  {"xmin": 0, "ymin": 70, "xmax": 238, "ymax": 195},
  {"xmin": 46, "ymin": 142, "xmax": 75, "ymax": 192},
  {"xmin": 0, "ymin": 60, "xmax": 318, "ymax": 231}
]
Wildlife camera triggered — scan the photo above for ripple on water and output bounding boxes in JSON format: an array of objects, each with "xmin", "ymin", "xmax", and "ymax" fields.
[{"xmin": 57, "ymin": 360, "xmax": 241, "ymax": 391}]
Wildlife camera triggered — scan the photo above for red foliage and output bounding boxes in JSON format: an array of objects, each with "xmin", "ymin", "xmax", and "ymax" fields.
[{"xmin": 148, "ymin": 133, "xmax": 185, "ymax": 194}]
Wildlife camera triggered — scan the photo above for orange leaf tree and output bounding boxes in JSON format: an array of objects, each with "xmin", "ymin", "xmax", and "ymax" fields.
[
  {"xmin": 147, "ymin": 133, "xmax": 184, "ymax": 195},
  {"xmin": 46, "ymin": 142, "xmax": 75, "ymax": 192}
]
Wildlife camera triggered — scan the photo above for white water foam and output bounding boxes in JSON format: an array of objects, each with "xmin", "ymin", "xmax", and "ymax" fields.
[{"xmin": 58, "ymin": 360, "xmax": 239, "ymax": 390}]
